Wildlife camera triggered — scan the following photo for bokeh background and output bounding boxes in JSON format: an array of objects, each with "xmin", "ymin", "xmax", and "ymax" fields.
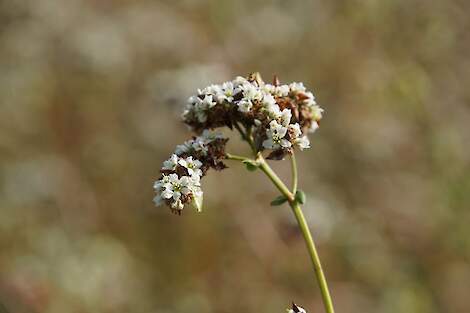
[{"xmin": 1, "ymin": 0, "xmax": 469, "ymax": 312}]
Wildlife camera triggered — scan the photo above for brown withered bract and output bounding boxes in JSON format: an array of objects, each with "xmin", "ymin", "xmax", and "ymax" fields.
[
  {"xmin": 272, "ymin": 75, "xmax": 280, "ymax": 86},
  {"xmin": 267, "ymin": 148, "xmax": 290, "ymax": 160}
]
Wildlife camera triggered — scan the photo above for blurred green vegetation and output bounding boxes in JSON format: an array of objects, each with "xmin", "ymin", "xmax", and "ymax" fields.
[{"xmin": 1, "ymin": 0, "xmax": 469, "ymax": 312}]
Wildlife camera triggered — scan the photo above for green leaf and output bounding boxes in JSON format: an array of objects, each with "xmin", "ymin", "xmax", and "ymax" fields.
[
  {"xmin": 295, "ymin": 190, "xmax": 306, "ymax": 204},
  {"xmin": 242, "ymin": 159, "xmax": 259, "ymax": 172},
  {"xmin": 270, "ymin": 195, "xmax": 288, "ymax": 206}
]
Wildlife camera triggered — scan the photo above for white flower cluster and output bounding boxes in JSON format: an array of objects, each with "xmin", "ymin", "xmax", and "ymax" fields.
[
  {"xmin": 174, "ymin": 129, "xmax": 225, "ymax": 156},
  {"xmin": 153, "ymin": 172, "xmax": 202, "ymax": 211},
  {"xmin": 155, "ymin": 73, "xmax": 324, "ymax": 213},
  {"xmin": 153, "ymin": 130, "xmax": 228, "ymax": 213},
  {"xmin": 182, "ymin": 74, "xmax": 323, "ymax": 158}
]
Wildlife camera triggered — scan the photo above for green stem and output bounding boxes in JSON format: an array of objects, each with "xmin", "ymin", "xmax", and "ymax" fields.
[
  {"xmin": 257, "ymin": 155, "xmax": 335, "ymax": 313},
  {"xmin": 290, "ymin": 153, "xmax": 298, "ymax": 195},
  {"xmin": 257, "ymin": 156, "xmax": 295, "ymax": 202},
  {"xmin": 290, "ymin": 201, "xmax": 335, "ymax": 313},
  {"xmin": 245, "ymin": 125, "xmax": 256, "ymax": 152},
  {"xmin": 225, "ymin": 153, "xmax": 251, "ymax": 162},
  {"xmin": 233, "ymin": 122, "xmax": 249, "ymax": 141},
  {"xmin": 233, "ymin": 125, "xmax": 335, "ymax": 313}
]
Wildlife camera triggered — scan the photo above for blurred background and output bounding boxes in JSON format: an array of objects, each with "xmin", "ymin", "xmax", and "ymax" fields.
[{"xmin": 1, "ymin": 0, "xmax": 469, "ymax": 312}]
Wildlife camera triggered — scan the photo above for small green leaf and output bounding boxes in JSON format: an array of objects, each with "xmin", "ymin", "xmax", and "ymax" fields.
[
  {"xmin": 270, "ymin": 195, "xmax": 288, "ymax": 206},
  {"xmin": 295, "ymin": 190, "xmax": 306, "ymax": 204},
  {"xmin": 242, "ymin": 159, "xmax": 259, "ymax": 172}
]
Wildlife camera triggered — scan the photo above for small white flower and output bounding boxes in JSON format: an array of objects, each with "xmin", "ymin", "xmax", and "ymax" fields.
[
  {"xmin": 269, "ymin": 120, "xmax": 288, "ymax": 136},
  {"xmin": 161, "ymin": 174, "xmax": 192, "ymax": 204},
  {"xmin": 265, "ymin": 103, "xmax": 281, "ymax": 119},
  {"xmin": 308, "ymin": 121, "xmax": 319, "ymax": 133},
  {"xmin": 238, "ymin": 99, "xmax": 253, "ymax": 113},
  {"xmin": 201, "ymin": 129, "xmax": 224, "ymax": 143},
  {"xmin": 289, "ymin": 123, "xmax": 302, "ymax": 139},
  {"xmin": 178, "ymin": 156, "xmax": 203, "ymax": 177},
  {"xmin": 175, "ymin": 141, "xmax": 191, "ymax": 155},
  {"xmin": 216, "ymin": 81, "xmax": 239, "ymax": 103},
  {"xmin": 162, "ymin": 154, "xmax": 179, "ymax": 170},
  {"xmin": 262, "ymin": 83, "xmax": 275, "ymax": 94},
  {"xmin": 189, "ymin": 174, "xmax": 203, "ymax": 211},
  {"xmin": 194, "ymin": 95, "xmax": 216, "ymax": 122},
  {"xmin": 190, "ymin": 173, "xmax": 201, "ymax": 186},
  {"xmin": 154, "ymin": 174, "xmax": 170, "ymax": 190},
  {"xmin": 274, "ymin": 85, "xmax": 289, "ymax": 97},
  {"xmin": 241, "ymin": 83, "xmax": 262, "ymax": 101},
  {"xmin": 200, "ymin": 129, "xmax": 225, "ymax": 146},
  {"xmin": 302, "ymin": 91, "xmax": 317, "ymax": 106},
  {"xmin": 177, "ymin": 131, "xmax": 226, "ymax": 156},
  {"xmin": 153, "ymin": 194, "xmax": 164, "ymax": 206},
  {"xmin": 262, "ymin": 120, "xmax": 291, "ymax": 150},
  {"xmin": 232, "ymin": 76, "xmax": 248, "ymax": 87},
  {"xmin": 203, "ymin": 84, "xmax": 222, "ymax": 96},
  {"xmin": 311, "ymin": 105, "xmax": 324, "ymax": 121},
  {"xmin": 262, "ymin": 94, "xmax": 276, "ymax": 107},
  {"xmin": 289, "ymin": 82, "xmax": 306, "ymax": 93},
  {"xmin": 191, "ymin": 139, "xmax": 208, "ymax": 154},
  {"xmin": 171, "ymin": 199, "xmax": 184, "ymax": 211},
  {"xmin": 264, "ymin": 102, "xmax": 291, "ymax": 126},
  {"xmin": 280, "ymin": 108, "xmax": 292, "ymax": 126},
  {"xmin": 295, "ymin": 136, "xmax": 310, "ymax": 150}
]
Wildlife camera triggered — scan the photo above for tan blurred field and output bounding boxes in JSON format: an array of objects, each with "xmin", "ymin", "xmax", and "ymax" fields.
[{"xmin": 1, "ymin": 1, "xmax": 470, "ymax": 312}]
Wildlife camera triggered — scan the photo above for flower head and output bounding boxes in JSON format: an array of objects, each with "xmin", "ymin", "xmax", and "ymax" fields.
[
  {"xmin": 263, "ymin": 120, "xmax": 291, "ymax": 150},
  {"xmin": 155, "ymin": 73, "xmax": 324, "ymax": 212},
  {"xmin": 162, "ymin": 154, "xmax": 179, "ymax": 170},
  {"xmin": 178, "ymin": 156, "xmax": 203, "ymax": 177},
  {"xmin": 154, "ymin": 130, "xmax": 228, "ymax": 213}
]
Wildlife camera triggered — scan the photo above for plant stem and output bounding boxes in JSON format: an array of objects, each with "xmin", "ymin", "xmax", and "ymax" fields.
[
  {"xmin": 290, "ymin": 153, "xmax": 298, "ymax": 195},
  {"xmin": 233, "ymin": 122, "xmax": 249, "ymax": 141},
  {"xmin": 257, "ymin": 156, "xmax": 295, "ymax": 202},
  {"xmin": 290, "ymin": 201, "xmax": 335, "ymax": 313},
  {"xmin": 232, "ymin": 125, "xmax": 335, "ymax": 312},
  {"xmin": 257, "ymin": 155, "xmax": 335, "ymax": 313},
  {"xmin": 225, "ymin": 153, "xmax": 251, "ymax": 161}
]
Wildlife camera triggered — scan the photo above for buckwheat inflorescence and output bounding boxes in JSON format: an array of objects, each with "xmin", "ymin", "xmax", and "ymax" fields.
[{"xmin": 153, "ymin": 73, "xmax": 323, "ymax": 214}]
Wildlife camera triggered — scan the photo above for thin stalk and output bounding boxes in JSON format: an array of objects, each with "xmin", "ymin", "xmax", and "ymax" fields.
[
  {"xmin": 234, "ymin": 128, "xmax": 335, "ymax": 313},
  {"xmin": 290, "ymin": 153, "xmax": 298, "ymax": 195},
  {"xmin": 233, "ymin": 122, "xmax": 249, "ymax": 141},
  {"xmin": 257, "ymin": 156, "xmax": 295, "ymax": 202},
  {"xmin": 257, "ymin": 155, "xmax": 335, "ymax": 313},
  {"xmin": 225, "ymin": 153, "xmax": 251, "ymax": 162},
  {"xmin": 245, "ymin": 125, "xmax": 256, "ymax": 152},
  {"xmin": 290, "ymin": 201, "xmax": 335, "ymax": 313}
]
